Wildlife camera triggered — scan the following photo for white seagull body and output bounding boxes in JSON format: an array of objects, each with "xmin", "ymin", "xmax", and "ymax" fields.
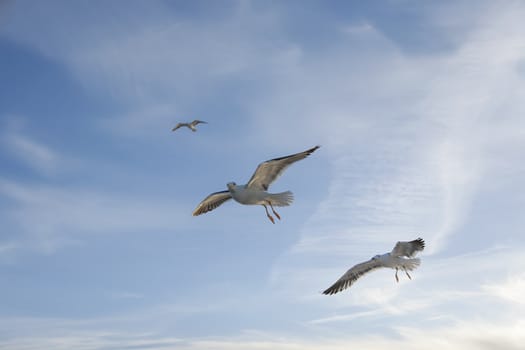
[
  {"xmin": 192, "ymin": 145, "xmax": 320, "ymax": 223},
  {"xmin": 323, "ymin": 238, "xmax": 425, "ymax": 295},
  {"xmin": 172, "ymin": 120, "xmax": 207, "ymax": 132}
]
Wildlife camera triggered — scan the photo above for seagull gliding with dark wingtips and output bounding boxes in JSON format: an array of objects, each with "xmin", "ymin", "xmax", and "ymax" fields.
[
  {"xmin": 323, "ymin": 238, "xmax": 425, "ymax": 295},
  {"xmin": 192, "ymin": 145, "xmax": 320, "ymax": 223}
]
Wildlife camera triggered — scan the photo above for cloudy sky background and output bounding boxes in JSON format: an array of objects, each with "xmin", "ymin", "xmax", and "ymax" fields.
[{"xmin": 1, "ymin": 0, "xmax": 525, "ymax": 349}]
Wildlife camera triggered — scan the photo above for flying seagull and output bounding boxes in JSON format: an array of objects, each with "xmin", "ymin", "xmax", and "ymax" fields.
[
  {"xmin": 172, "ymin": 120, "xmax": 208, "ymax": 132},
  {"xmin": 323, "ymin": 238, "xmax": 425, "ymax": 295},
  {"xmin": 192, "ymin": 145, "xmax": 320, "ymax": 223}
]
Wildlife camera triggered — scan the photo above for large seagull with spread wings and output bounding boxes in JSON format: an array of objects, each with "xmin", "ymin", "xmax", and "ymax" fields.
[
  {"xmin": 323, "ymin": 238, "xmax": 425, "ymax": 295},
  {"xmin": 192, "ymin": 145, "xmax": 320, "ymax": 223}
]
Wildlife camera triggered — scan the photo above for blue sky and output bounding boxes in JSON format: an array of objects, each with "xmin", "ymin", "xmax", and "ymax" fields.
[{"xmin": 1, "ymin": 0, "xmax": 525, "ymax": 349}]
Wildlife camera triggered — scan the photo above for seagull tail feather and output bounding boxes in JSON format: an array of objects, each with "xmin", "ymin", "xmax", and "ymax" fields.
[
  {"xmin": 403, "ymin": 258, "xmax": 421, "ymax": 271},
  {"xmin": 268, "ymin": 191, "xmax": 294, "ymax": 207}
]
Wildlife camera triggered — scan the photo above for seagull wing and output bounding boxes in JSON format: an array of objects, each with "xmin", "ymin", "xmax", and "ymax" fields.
[
  {"xmin": 391, "ymin": 238, "xmax": 425, "ymax": 257},
  {"xmin": 246, "ymin": 145, "xmax": 320, "ymax": 190},
  {"xmin": 323, "ymin": 258, "xmax": 384, "ymax": 295},
  {"xmin": 192, "ymin": 190, "xmax": 232, "ymax": 216},
  {"xmin": 192, "ymin": 120, "xmax": 207, "ymax": 125},
  {"xmin": 172, "ymin": 123, "xmax": 183, "ymax": 131}
]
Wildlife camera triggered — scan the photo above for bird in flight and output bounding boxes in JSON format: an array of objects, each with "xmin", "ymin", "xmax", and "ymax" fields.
[
  {"xmin": 172, "ymin": 120, "xmax": 208, "ymax": 132},
  {"xmin": 323, "ymin": 238, "xmax": 425, "ymax": 295},
  {"xmin": 192, "ymin": 145, "xmax": 320, "ymax": 223}
]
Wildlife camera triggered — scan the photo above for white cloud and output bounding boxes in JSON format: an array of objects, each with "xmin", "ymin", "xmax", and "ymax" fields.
[
  {"xmin": 97, "ymin": 103, "xmax": 180, "ymax": 138},
  {"xmin": 483, "ymin": 273, "xmax": 525, "ymax": 305}
]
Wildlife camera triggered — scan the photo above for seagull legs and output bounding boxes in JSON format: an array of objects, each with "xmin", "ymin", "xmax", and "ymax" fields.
[
  {"xmin": 263, "ymin": 205, "xmax": 275, "ymax": 224},
  {"xmin": 403, "ymin": 267, "xmax": 412, "ymax": 280},
  {"xmin": 268, "ymin": 201, "xmax": 281, "ymax": 220},
  {"xmin": 262, "ymin": 201, "xmax": 282, "ymax": 224},
  {"xmin": 395, "ymin": 267, "xmax": 412, "ymax": 282}
]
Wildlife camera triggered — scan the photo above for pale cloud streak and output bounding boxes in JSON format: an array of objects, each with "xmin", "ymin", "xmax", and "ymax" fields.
[
  {"xmin": 2, "ymin": 1, "xmax": 289, "ymax": 102},
  {"xmin": 1, "ymin": 317, "xmax": 525, "ymax": 350},
  {"xmin": 2, "ymin": 130, "xmax": 59, "ymax": 175},
  {"xmin": 0, "ymin": 178, "xmax": 189, "ymax": 257},
  {"xmin": 482, "ymin": 273, "xmax": 525, "ymax": 305}
]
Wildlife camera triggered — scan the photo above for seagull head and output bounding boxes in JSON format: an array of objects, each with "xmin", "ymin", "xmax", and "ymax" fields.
[
  {"xmin": 371, "ymin": 254, "xmax": 381, "ymax": 260},
  {"xmin": 227, "ymin": 182, "xmax": 237, "ymax": 191}
]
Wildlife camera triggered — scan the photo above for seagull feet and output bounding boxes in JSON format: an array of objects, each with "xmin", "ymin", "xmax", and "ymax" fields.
[
  {"xmin": 404, "ymin": 269, "xmax": 412, "ymax": 280},
  {"xmin": 395, "ymin": 269, "xmax": 399, "ymax": 283},
  {"xmin": 263, "ymin": 205, "xmax": 275, "ymax": 224}
]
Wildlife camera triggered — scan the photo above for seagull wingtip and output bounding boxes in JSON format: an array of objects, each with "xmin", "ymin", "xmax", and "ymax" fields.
[{"xmin": 308, "ymin": 145, "xmax": 321, "ymax": 153}]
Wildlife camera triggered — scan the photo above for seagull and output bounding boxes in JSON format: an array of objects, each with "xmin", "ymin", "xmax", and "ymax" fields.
[
  {"xmin": 172, "ymin": 120, "xmax": 208, "ymax": 132},
  {"xmin": 192, "ymin": 145, "xmax": 320, "ymax": 223},
  {"xmin": 323, "ymin": 238, "xmax": 425, "ymax": 295}
]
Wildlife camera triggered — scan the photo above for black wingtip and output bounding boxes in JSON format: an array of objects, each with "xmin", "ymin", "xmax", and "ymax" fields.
[
  {"xmin": 307, "ymin": 145, "xmax": 321, "ymax": 154},
  {"xmin": 322, "ymin": 288, "xmax": 338, "ymax": 296},
  {"xmin": 415, "ymin": 237, "xmax": 425, "ymax": 250}
]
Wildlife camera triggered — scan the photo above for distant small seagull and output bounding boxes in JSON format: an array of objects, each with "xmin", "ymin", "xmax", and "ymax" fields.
[
  {"xmin": 172, "ymin": 120, "xmax": 208, "ymax": 132},
  {"xmin": 192, "ymin": 145, "xmax": 320, "ymax": 223},
  {"xmin": 323, "ymin": 238, "xmax": 425, "ymax": 295}
]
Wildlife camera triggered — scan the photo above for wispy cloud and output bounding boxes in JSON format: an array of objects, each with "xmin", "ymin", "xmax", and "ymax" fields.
[
  {"xmin": 482, "ymin": 273, "xmax": 525, "ymax": 305},
  {"xmin": 269, "ymin": 0, "xmax": 525, "ymax": 288},
  {"xmin": 1, "ymin": 316, "xmax": 525, "ymax": 350},
  {"xmin": 2, "ymin": 130, "xmax": 59, "ymax": 175},
  {"xmin": 253, "ymin": 10, "xmax": 525, "ymax": 349},
  {"xmin": 3, "ymin": 1, "xmax": 289, "ymax": 101},
  {"xmin": 308, "ymin": 309, "xmax": 387, "ymax": 325},
  {"xmin": 0, "ymin": 325, "xmax": 185, "ymax": 350},
  {"xmin": 0, "ymin": 178, "xmax": 190, "ymax": 257},
  {"xmin": 106, "ymin": 291, "xmax": 144, "ymax": 300},
  {"xmin": 299, "ymin": 245, "xmax": 525, "ymax": 338}
]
